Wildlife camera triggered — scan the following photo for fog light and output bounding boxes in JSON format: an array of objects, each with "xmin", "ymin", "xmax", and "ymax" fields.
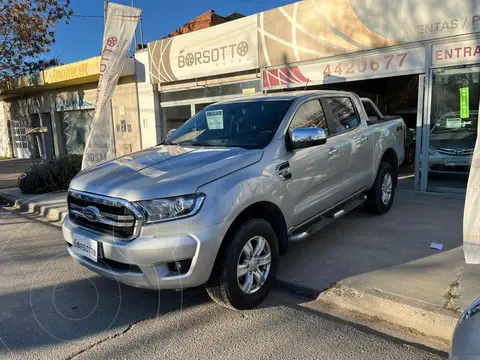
[{"xmin": 167, "ymin": 259, "xmax": 192, "ymax": 275}]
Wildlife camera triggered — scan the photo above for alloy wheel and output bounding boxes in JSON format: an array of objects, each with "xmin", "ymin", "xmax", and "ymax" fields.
[{"xmin": 237, "ymin": 236, "xmax": 271, "ymax": 294}]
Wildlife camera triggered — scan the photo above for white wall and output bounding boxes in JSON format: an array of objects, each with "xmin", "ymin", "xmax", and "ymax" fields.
[
  {"xmin": 0, "ymin": 101, "xmax": 13, "ymax": 158},
  {"xmin": 135, "ymin": 50, "xmax": 161, "ymax": 149}
]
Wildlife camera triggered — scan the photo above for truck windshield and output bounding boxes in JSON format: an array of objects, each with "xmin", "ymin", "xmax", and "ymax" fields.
[{"xmin": 165, "ymin": 100, "xmax": 293, "ymax": 149}]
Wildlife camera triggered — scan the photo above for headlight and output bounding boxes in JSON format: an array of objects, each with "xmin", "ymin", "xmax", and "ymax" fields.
[
  {"xmin": 136, "ymin": 193, "xmax": 205, "ymax": 223},
  {"xmin": 429, "ymin": 146, "xmax": 437, "ymax": 155}
]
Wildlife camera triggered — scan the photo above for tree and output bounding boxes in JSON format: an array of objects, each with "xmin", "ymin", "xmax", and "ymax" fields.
[{"xmin": 0, "ymin": 0, "xmax": 73, "ymax": 82}]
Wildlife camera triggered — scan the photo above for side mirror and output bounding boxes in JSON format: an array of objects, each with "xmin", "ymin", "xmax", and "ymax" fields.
[
  {"xmin": 167, "ymin": 128, "xmax": 176, "ymax": 137},
  {"xmin": 289, "ymin": 127, "xmax": 327, "ymax": 150}
]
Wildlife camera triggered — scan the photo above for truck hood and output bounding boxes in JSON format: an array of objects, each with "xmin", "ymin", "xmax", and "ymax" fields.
[{"xmin": 70, "ymin": 145, "xmax": 263, "ymax": 201}]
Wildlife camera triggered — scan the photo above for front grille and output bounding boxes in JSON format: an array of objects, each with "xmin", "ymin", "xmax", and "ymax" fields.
[
  {"xmin": 68, "ymin": 190, "xmax": 143, "ymax": 240},
  {"xmin": 436, "ymin": 148, "xmax": 474, "ymax": 156}
]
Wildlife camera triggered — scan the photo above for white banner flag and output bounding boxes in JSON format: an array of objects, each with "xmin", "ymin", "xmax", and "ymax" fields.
[
  {"xmin": 464, "ymin": 100, "xmax": 480, "ymax": 264},
  {"xmin": 82, "ymin": 2, "xmax": 141, "ymax": 169}
]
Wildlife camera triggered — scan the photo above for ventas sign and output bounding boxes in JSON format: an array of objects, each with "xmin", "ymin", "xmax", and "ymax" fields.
[{"xmin": 82, "ymin": 3, "xmax": 141, "ymax": 169}]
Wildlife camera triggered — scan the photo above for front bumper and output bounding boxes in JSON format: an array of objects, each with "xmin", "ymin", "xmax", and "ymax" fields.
[
  {"xmin": 62, "ymin": 215, "xmax": 225, "ymax": 290},
  {"xmin": 428, "ymin": 153, "xmax": 472, "ymax": 175}
]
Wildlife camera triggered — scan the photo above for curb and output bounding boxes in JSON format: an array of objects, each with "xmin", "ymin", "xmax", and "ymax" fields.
[
  {"xmin": 305, "ymin": 283, "xmax": 458, "ymax": 348},
  {"xmin": 276, "ymin": 278, "xmax": 458, "ymax": 350},
  {"xmin": 0, "ymin": 191, "xmax": 67, "ymax": 224}
]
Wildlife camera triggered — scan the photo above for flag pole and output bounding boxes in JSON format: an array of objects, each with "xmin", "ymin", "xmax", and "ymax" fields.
[
  {"xmin": 104, "ymin": 0, "xmax": 108, "ymax": 24},
  {"xmin": 103, "ymin": 0, "xmax": 117, "ymax": 157},
  {"xmin": 131, "ymin": 0, "xmax": 138, "ymax": 51}
]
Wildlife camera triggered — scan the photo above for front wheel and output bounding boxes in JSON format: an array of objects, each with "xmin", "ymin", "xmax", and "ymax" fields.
[
  {"xmin": 365, "ymin": 162, "xmax": 395, "ymax": 215},
  {"xmin": 206, "ymin": 219, "xmax": 279, "ymax": 310}
]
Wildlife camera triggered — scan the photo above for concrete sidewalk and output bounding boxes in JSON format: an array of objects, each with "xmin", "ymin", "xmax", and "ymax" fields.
[
  {"xmin": 0, "ymin": 158, "xmax": 39, "ymax": 189},
  {"xmin": 0, "ymin": 187, "xmax": 67, "ymax": 222}
]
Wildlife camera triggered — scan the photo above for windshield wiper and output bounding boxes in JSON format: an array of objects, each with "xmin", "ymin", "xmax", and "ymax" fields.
[{"xmin": 188, "ymin": 142, "xmax": 224, "ymax": 147}]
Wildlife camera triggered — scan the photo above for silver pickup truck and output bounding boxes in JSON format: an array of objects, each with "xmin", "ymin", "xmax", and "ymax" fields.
[{"xmin": 63, "ymin": 91, "xmax": 405, "ymax": 309}]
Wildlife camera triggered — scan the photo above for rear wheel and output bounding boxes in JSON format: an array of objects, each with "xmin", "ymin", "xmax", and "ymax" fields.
[
  {"xmin": 365, "ymin": 162, "xmax": 395, "ymax": 215},
  {"xmin": 206, "ymin": 219, "xmax": 279, "ymax": 310}
]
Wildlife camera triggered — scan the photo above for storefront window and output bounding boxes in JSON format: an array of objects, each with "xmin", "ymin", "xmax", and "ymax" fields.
[
  {"xmin": 428, "ymin": 65, "xmax": 480, "ymax": 190},
  {"xmin": 160, "ymin": 80, "xmax": 260, "ymax": 103},
  {"xmin": 194, "ymin": 103, "xmax": 214, "ymax": 114},
  {"xmin": 58, "ymin": 110, "xmax": 94, "ymax": 154},
  {"xmin": 162, "ymin": 106, "xmax": 191, "ymax": 135}
]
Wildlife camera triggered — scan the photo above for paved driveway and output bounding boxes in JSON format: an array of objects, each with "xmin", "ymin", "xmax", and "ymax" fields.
[
  {"xmin": 278, "ymin": 190, "xmax": 477, "ymax": 313},
  {"xmin": 0, "ymin": 207, "xmax": 446, "ymax": 359}
]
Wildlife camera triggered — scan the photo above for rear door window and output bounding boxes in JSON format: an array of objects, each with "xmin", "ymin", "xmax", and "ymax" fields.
[
  {"xmin": 325, "ymin": 97, "xmax": 361, "ymax": 133},
  {"xmin": 362, "ymin": 101, "xmax": 380, "ymax": 121}
]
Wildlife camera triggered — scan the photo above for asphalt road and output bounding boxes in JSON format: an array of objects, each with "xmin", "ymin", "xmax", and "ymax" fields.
[{"xmin": 0, "ymin": 207, "xmax": 447, "ymax": 360}]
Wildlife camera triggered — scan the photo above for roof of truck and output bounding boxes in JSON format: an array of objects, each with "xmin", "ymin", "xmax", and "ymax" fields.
[{"xmin": 215, "ymin": 90, "xmax": 355, "ymax": 105}]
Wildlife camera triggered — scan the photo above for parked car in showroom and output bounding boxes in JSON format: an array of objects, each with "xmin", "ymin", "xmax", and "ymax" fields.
[
  {"xmin": 429, "ymin": 111, "xmax": 477, "ymax": 175},
  {"xmin": 63, "ymin": 91, "xmax": 405, "ymax": 310}
]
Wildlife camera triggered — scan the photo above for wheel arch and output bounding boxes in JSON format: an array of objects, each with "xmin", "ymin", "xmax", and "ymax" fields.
[
  {"xmin": 379, "ymin": 148, "xmax": 399, "ymax": 188},
  {"xmin": 217, "ymin": 201, "xmax": 289, "ymax": 263}
]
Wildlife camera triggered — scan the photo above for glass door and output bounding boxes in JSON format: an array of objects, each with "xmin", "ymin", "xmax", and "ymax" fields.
[{"xmin": 427, "ymin": 65, "xmax": 480, "ymax": 191}]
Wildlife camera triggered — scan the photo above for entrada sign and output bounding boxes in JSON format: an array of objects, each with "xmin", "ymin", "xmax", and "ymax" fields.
[{"xmin": 432, "ymin": 40, "xmax": 480, "ymax": 65}]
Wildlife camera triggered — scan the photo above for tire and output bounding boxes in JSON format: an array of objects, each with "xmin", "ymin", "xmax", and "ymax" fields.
[
  {"xmin": 206, "ymin": 219, "xmax": 279, "ymax": 310},
  {"xmin": 365, "ymin": 162, "xmax": 395, "ymax": 215}
]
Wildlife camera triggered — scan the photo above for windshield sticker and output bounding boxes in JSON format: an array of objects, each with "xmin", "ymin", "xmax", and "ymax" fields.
[
  {"xmin": 446, "ymin": 118, "xmax": 463, "ymax": 128},
  {"xmin": 460, "ymin": 87, "xmax": 470, "ymax": 119},
  {"xmin": 206, "ymin": 110, "xmax": 224, "ymax": 130}
]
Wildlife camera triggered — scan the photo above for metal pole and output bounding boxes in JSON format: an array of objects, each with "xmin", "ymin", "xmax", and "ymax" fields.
[
  {"xmin": 104, "ymin": 0, "xmax": 107, "ymax": 24},
  {"xmin": 139, "ymin": 7, "xmax": 145, "ymax": 47},
  {"xmin": 103, "ymin": 0, "xmax": 117, "ymax": 156},
  {"xmin": 131, "ymin": 0, "xmax": 137, "ymax": 51}
]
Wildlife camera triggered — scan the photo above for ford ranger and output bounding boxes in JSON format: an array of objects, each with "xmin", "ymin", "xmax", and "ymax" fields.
[{"xmin": 63, "ymin": 91, "xmax": 405, "ymax": 309}]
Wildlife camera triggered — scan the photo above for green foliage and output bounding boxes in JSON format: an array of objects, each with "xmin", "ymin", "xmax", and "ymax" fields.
[
  {"xmin": 0, "ymin": 0, "xmax": 73, "ymax": 82},
  {"xmin": 18, "ymin": 154, "xmax": 82, "ymax": 194}
]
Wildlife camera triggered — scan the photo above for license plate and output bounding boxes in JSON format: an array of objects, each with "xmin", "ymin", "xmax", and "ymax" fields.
[
  {"xmin": 72, "ymin": 236, "xmax": 98, "ymax": 263},
  {"xmin": 444, "ymin": 158, "xmax": 471, "ymax": 166}
]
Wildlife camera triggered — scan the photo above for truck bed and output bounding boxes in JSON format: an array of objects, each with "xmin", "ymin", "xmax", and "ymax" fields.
[{"xmin": 367, "ymin": 115, "xmax": 403, "ymax": 126}]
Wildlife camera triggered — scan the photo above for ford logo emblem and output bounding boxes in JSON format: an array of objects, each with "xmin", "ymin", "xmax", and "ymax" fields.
[{"xmin": 83, "ymin": 206, "xmax": 101, "ymax": 222}]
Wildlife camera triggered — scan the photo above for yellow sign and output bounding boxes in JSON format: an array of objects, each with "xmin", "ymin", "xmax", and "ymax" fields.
[
  {"xmin": 242, "ymin": 88, "xmax": 256, "ymax": 95},
  {"xmin": 44, "ymin": 57, "xmax": 101, "ymax": 84}
]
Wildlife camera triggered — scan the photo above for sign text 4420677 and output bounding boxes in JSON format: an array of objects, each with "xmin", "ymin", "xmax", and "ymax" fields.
[{"xmin": 323, "ymin": 53, "xmax": 409, "ymax": 78}]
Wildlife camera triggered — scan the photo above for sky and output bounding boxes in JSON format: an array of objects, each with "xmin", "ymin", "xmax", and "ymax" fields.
[{"xmin": 50, "ymin": 0, "xmax": 296, "ymax": 64}]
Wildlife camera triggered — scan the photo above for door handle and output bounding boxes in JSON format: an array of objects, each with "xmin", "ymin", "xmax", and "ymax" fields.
[
  {"xmin": 328, "ymin": 147, "xmax": 339, "ymax": 155},
  {"xmin": 275, "ymin": 162, "xmax": 291, "ymax": 180}
]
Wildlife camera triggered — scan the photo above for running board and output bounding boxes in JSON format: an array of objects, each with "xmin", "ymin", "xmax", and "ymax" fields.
[{"xmin": 288, "ymin": 194, "xmax": 367, "ymax": 242}]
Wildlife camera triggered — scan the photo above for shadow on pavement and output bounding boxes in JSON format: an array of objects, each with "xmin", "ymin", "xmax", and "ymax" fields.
[{"xmin": 0, "ymin": 276, "xmax": 208, "ymax": 354}]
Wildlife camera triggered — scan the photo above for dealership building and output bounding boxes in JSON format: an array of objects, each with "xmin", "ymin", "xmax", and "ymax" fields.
[
  {"xmin": 1, "ymin": 0, "xmax": 480, "ymax": 194},
  {"xmin": 145, "ymin": 0, "xmax": 480, "ymax": 193}
]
